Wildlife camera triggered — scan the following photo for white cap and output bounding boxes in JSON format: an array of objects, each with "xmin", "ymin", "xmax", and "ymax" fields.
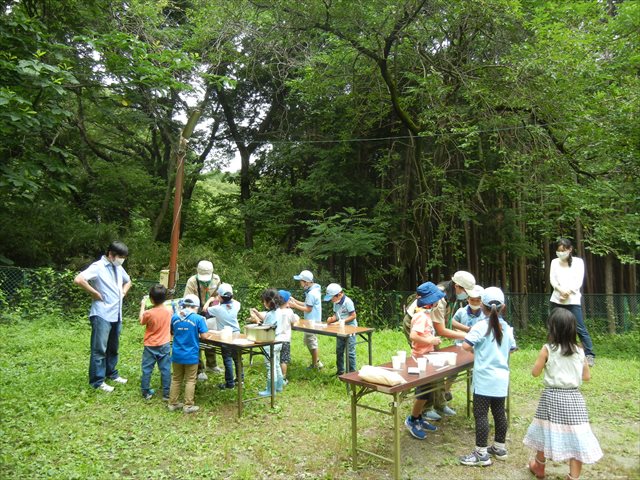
[
  {"xmin": 452, "ymin": 270, "xmax": 476, "ymax": 293},
  {"xmin": 217, "ymin": 283, "xmax": 233, "ymax": 297},
  {"xmin": 482, "ymin": 287, "xmax": 505, "ymax": 307},
  {"xmin": 324, "ymin": 283, "xmax": 342, "ymax": 301},
  {"xmin": 468, "ymin": 285, "xmax": 484, "ymax": 298},
  {"xmin": 182, "ymin": 294, "xmax": 200, "ymax": 308},
  {"xmin": 293, "ymin": 270, "xmax": 314, "ymax": 282},
  {"xmin": 196, "ymin": 260, "xmax": 214, "ymax": 282}
]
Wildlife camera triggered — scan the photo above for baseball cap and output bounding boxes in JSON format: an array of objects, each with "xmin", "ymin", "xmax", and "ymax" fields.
[
  {"xmin": 451, "ymin": 270, "xmax": 476, "ymax": 293},
  {"xmin": 293, "ymin": 270, "xmax": 314, "ymax": 282},
  {"xmin": 217, "ymin": 283, "xmax": 233, "ymax": 297},
  {"xmin": 482, "ymin": 287, "xmax": 505, "ymax": 307},
  {"xmin": 468, "ymin": 285, "xmax": 484, "ymax": 298},
  {"xmin": 182, "ymin": 294, "xmax": 200, "ymax": 308},
  {"xmin": 323, "ymin": 283, "xmax": 342, "ymax": 301},
  {"xmin": 196, "ymin": 260, "xmax": 214, "ymax": 282},
  {"xmin": 278, "ymin": 290, "xmax": 291, "ymax": 303}
]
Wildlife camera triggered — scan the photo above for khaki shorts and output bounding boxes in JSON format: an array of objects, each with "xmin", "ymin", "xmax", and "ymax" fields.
[{"xmin": 303, "ymin": 332, "xmax": 318, "ymax": 350}]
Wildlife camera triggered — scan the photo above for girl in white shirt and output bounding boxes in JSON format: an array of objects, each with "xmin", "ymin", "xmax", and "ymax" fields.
[{"xmin": 549, "ymin": 238, "xmax": 595, "ymax": 365}]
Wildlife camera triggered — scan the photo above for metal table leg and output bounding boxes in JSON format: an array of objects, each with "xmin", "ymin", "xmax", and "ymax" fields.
[
  {"xmin": 350, "ymin": 384, "xmax": 358, "ymax": 469},
  {"xmin": 392, "ymin": 392, "xmax": 401, "ymax": 480},
  {"xmin": 236, "ymin": 348, "xmax": 243, "ymax": 417},
  {"xmin": 270, "ymin": 344, "xmax": 275, "ymax": 408}
]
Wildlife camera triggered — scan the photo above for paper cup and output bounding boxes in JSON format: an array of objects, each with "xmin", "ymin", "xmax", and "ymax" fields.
[
  {"xmin": 417, "ymin": 357, "xmax": 427, "ymax": 372},
  {"xmin": 397, "ymin": 350, "xmax": 407, "ymax": 363},
  {"xmin": 391, "ymin": 355, "xmax": 402, "ymax": 370},
  {"xmin": 446, "ymin": 352, "xmax": 457, "ymax": 366}
]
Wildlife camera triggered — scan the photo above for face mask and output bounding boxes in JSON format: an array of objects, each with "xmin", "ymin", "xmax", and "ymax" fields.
[
  {"xmin": 468, "ymin": 303, "xmax": 481, "ymax": 311},
  {"xmin": 112, "ymin": 257, "xmax": 125, "ymax": 267},
  {"xmin": 456, "ymin": 292, "xmax": 468, "ymax": 301},
  {"xmin": 556, "ymin": 251, "xmax": 570, "ymax": 260}
]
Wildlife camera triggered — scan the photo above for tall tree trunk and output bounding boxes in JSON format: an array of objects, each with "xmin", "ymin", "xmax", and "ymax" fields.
[{"xmin": 604, "ymin": 254, "xmax": 616, "ymax": 333}]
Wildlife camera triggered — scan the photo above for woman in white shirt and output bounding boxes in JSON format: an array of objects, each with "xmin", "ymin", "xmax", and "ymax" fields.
[{"xmin": 549, "ymin": 238, "xmax": 595, "ymax": 366}]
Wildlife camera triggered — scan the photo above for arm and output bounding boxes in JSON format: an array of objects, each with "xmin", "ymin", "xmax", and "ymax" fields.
[
  {"xmin": 123, "ymin": 280, "xmax": 132, "ymax": 297},
  {"xmin": 250, "ymin": 308, "xmax": 265, "ymax": 323},
  {"xmin": 289, "ymin": 297, "xmax": 312, "ymax": 313},
  {"xmin": 139, "ymin": 298, "xmax": 147, "ymax": 324},
  {"xmin": 531, "ymin": 346, "xmax": 548, "ymax": 377},
  {"xmin": 461, "ymin": 340, "xmax": 473, "ymax": 352},
  {"xmin": 73, "ymin": 273, "xmax": 103, "ymax": 301},
  {"xmin": 433, "ymin": 320, "xmax": 467, "ymax": 340},
  {"xmin": 568, "ymin": 258, "xmax": 585, "ymax": 294},
  {"xmin": 410, "ymin": 330, "xmax": 441, "ymax": 347},
  {"xmin": 451, "ymin": 319, "xmax": 471, "ymax": 332},
  {"xmin": 582, "ymin": 357, "xmax": 591, "ymax": 382}
]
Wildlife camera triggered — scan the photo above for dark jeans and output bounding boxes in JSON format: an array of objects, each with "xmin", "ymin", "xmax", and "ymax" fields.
[
  {"xmin": 221, "ymin": 346, "xmax": 242, "ymax": 387},
  {"xmin": 550, "ymin": 303, "xmax": 595, "ymax": 357},
  {"xmin": 141, "ymin": 343, "xmax": 172, "ymax": 397},
  {"xmin": 336, "ymin": 335, "xmax": 357, "ymax": 374},
  {"xmin": 89, "ymin": 316, "xmax": 122, "ymax": 388}
]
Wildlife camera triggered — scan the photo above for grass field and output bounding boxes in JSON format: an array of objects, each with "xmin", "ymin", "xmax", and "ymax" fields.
[{"xmin": 0, "ymin": 314, "xmax": 638, "ymax": 480}]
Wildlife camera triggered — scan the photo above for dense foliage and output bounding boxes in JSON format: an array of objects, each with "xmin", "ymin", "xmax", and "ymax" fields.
[{"xmin": 1, "ymin": 0, "xmax": 638, "ymax": 295}]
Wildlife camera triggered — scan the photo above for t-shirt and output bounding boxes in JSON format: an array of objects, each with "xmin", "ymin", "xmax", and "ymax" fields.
[
  {"xmin": 464, "ymin": 318, "xmax": 516, "ymax": 397},
  {"xmin": 141, "ymin": 305, "xmax": 172, "ymax": 346},
  {"xmin": 207, "ymin": 299, "xmax": 241, "ymax": 333},
  {"xmin": 277, "ymin": 307, "xmax": 299, "ymax": 342},
  {"xmin": 304, "ymin": 283, "xmax": 322, "ymax": 322},
  {"xmin": 453, "ymin": 306, "xmax": 485, "ymax": 328},
  {"xmin": 332, "ymin": 295, "xmax": 357, "ymax": 326},
  {"xmin": 410, "ymin": 308, "xmax": 436, "ymax": 357},
  {"xmin": 543, "ymin": 344, "xmax": 585, "ymax": 389},
  {"xmin": 170, "ymin": 311, "xmax": 208, "ymax": 364}
]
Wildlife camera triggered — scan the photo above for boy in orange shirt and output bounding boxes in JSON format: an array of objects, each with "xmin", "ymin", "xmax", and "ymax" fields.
[
  {"xmin": 405, "ymin": 281, "xmax": 444, "ymax": 440},
  {"xmin": 139, "ymin": 284, "xmax": 172, "ymax": 400}
]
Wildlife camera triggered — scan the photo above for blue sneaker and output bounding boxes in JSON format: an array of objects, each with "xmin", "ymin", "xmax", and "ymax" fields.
[
  {"xmin": 404, "ymin": 416, "xmax": 427, "ymax": 440},
  {"xmin": 143, "ymin": 388, "xmax": 155, "ymax": 400},
  {"xmin": 423, "ymin": 409, "xmax": 442, "ymax": 421},
  {"xmin": 419, "ymin": 417, "xmax": 438, "ymax": 431}
]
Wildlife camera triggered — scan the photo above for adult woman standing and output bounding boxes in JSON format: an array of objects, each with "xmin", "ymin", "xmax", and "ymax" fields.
[{"xmin": 549, "ymin": 238, "xmax": 596, "ymax": 366}]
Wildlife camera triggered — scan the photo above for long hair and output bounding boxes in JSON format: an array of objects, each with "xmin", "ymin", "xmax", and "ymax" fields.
[
  {"xmin": 556, "ymin": 238, "xmax": 574, "ymax": 267},
  {"xmin": 261, "ymin": 288, "xmax": 284, "ymax": 311},
  {"xmin": 547, "ymin": 307, "xmax": 579, "ymax": 356},
  {"xmin": 481, "ymin": 302, "xmax": 504, "ymax": 345}
]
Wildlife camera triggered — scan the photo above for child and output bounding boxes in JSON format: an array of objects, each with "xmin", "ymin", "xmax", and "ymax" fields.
[
  {"xmin": 324, "ymin": 283, "xmax": 357, "ymax": 375},
  {"xmin": 523, "ymin": 308, "xmax": 602, "ymax": 480},
  {"xmin": 289, "ymin": 270, "xmax": 323, "ymax": 369},
  {"xmin": 138, "ymin": 284, "xmax": 172, "ymax": 401},
  {"xmin": 459, "ymin": 286, "xmax": 516, "ymax": 466},
  {"xmin": 167, "ymin": 294, "xmax": 208, "ymax": 413},
  {"xmin": 277, "ymin": 290, "xmax": 299, "ymax": 385},
  {"xmin": 404, "ymin": 282, "xmax": 443, "ymax": 440},
  {"xmin": 452, "ymin": 285, "xmax": 485, "ymax": 345},
  {"xmin": 204, "ymin": 283, "xmax": 241, "ymax": 390},
  {"xmin": 257, "ymin": 288, "xmax": 285, "ymax": 397}
]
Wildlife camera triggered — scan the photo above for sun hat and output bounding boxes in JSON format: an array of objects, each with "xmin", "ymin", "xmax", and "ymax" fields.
[
  {"xmin": 182, "ymin": 293, "xmax": 201, "ymax": 308},
  {"xmin": 217, "ymin": 283, "xmax": 233, "ymax": 297},
  {"xmin": 451, "ymin": 270, "xmax": 476, "ymax": 293},
  {"xmin": 293, "ymin": 270, "xmax": 314, "ymax": 282},
  {"xmin": 416, "ymin": 281, "xmax": 446, "ymax": 307},
  {"xmin": 468, "ymin": 285, "xmax": 484, "ymax": 298},
  {"xmin": 196, "ymin": 260, "xmax": 214, "ymax": 282},
  {"xmin": 278, "ymin": 290, "xmax": 291, "ymax": 303},
  {"xmin": 482, "ymin": 287, "xmax": 505, "ymax": 307},
  {"xmin": 323, "ymin": 283, "xmax": 342, "ymax": 301}
]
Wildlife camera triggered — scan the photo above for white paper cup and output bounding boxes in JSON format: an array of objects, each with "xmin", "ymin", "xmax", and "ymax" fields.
[
  {"xmin": 446, "ymin": 352, "xmax": 457, "ymax": 366},
  {"xmin": 417, "ymin": 357, "xmax": 427, "ymax": 372},
  {"xmin": 397, "ymin": 350, "xmax": 407, "ymax": 363},
  {"xmin": 391, "ymin": 355, "xmax": 402, "ymax": 370}
]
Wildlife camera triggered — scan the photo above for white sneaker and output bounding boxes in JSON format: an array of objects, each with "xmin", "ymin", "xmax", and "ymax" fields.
[
  {"xmin": 210, "ymin": 366, "xmax": 223, "ymax": 374},
  {"xmin": 197, "ymin": 372, "xmax": 208, "ymax": 381},
  {"xmin": 111, "ymin": 376, "xmax": 128, "ymax": 384},
  {"xmin": 183, "ymin": 405, "xmax": 200, "ymax": 414},
  {"xmin": 316, "ymin": 361, "xmax": 324, "ymax": 370},
  {"xmin": 97, "ymin": 383, "xmax": 114, "ymax": 393}
]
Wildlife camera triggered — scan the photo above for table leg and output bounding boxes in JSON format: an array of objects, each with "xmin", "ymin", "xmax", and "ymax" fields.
[
  {"xmin": 236, "ymin": 348, "xmax": 243, "ymax": 418},
  {"xmin": 392, "ymin": 393, "xmax": 401, "ymax": 480},
  {"xmin": 367, "ymin": 332, "xmax": 373, "ymax": 366},
  {"xmin": 466, "ymin": 369, "xmax": 471, "ymax": 418},
  {"xmin": 350, "ymin": 384, "xmax": 358, "ymax": 469},
  {"xmin": 270, "ymin": 344, "xmax": 275, "ymax": 409}
]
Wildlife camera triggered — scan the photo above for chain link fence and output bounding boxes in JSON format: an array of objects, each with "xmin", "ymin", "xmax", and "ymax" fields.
[{"xmin": 1, "ymin": 266, "xmax": 637, "ymax": 333}]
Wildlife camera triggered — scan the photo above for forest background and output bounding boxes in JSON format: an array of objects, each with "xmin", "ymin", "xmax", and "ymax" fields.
[{"xmin": 1, "ymin": 0, "xmax": 638, "ymax": 309}]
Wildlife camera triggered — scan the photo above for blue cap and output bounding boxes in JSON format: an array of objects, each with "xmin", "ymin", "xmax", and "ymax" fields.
[{"xmin": 278, "ymin": 290, "xmax": 291, "ymax": 303}]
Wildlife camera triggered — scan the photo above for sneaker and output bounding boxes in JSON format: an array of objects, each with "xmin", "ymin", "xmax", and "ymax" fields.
[
  {"xmin": 586, "ymin": 355, "xmax": 595, "ymax": 367},
  {"xmin": 444, "ymin": 391, "xmax": 453, "ymax": 401},
  {"xmin": 440, "ymin": 405, "xmax": 457, "ymax": 416},
  {"xmin": 197, "ymin": 372, "xmax": 208, "ymax": 382},
  {"xmin": 423, "ymin": 409, "xmax": 442, "ymax": 421},
  {"xmin": 167, "ymin": 403, "xmax": 184, "ymax": 411},
  {"xmin": 97, "ymin": 383, "xmax": 114, "ymax": 393},
  {"xmin": 307, "ymin": 361, "xmax": 324, "ymax": 370},
  {"xmin": 143, "ymin": 389, "xmax": 155, "ymax": 400},
  {"xmin": 183, "ymin": 405, "xmax": 200, "ymax": 414},
  {"xmin": 404, "ymin": 416, "xmax": 427, "ymax": 440},
  {"xmin": 418, "ymin": 417, "xmax": 438, "ymax": 432},
  {"xmin": 162, "ymin": 396, "xmax": 170, "ymax": 402},
  {"xmin": 111, "ymin": 376, "xmax": 128, "ymax": 384},
  {"xmin": 208, "ymin": 366, "xmax": 223, "ymax": 374},
  {"xmin": 459, "ymin": 450, "xmax": 492, "ymax": 466},
  {"xmin": 283, "ymin": 378, "xmax": 289, "ymax": 386},
  {"xmin": 218, "ymin": 383, "xmax": 235, "ymax": 390},
  {"xmin": 487, "ymin": 445, "xmax": 508, "ymax": 460}
]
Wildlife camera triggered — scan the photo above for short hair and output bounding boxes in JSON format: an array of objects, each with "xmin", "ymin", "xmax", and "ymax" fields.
[
  {"xmin": 107, "ymin": 241, "xmax": 129, "ymax": 257},
  {"xmin": 149, "ymin": 284, "xmax": 167, "ymax": 305}
]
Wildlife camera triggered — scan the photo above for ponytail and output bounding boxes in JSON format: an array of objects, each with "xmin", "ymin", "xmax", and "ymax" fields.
[{"xmin": 484, "ymin": 303, "xmax": 503, "ymax": 345}]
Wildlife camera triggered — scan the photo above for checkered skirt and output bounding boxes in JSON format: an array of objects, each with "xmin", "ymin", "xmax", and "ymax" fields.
[{"xmin": 523, "ymin": 387, "xmax": 603, "ymax": 464}]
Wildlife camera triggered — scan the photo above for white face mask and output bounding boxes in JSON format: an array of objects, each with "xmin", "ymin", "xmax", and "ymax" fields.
[
  {"xmin": 556, "ymin": 251, "xmax": 570, "ymax": 260},
  {"xmin": 468, "ymin": 303, "xmax": 482, "ymax": 311},
  {"xmin": 456, "ymin": 292, "xmax": 468, "ymax": 301},
  {"xmin": 112, "ymin": 257, "xmax": 125, "ymax": 267}
]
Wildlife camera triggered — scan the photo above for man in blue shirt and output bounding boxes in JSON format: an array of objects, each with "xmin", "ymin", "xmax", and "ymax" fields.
[{"xmin": 74, "ymin": 241, "xmax": 132, "ymax": 392}]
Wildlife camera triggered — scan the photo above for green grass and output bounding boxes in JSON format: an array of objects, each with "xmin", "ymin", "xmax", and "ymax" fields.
[{"xmin": 0, "ymin": 314, "xmax": 638, "ymax": 480}]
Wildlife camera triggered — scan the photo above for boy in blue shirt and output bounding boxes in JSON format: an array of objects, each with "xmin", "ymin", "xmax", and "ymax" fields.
[
  {"xmin": 325, "ymin": 283, "xmax": 357, "ymax": 375},
  {"xmin": 452, "ymin": 285, "xmax": 485, "ymax": 345},
  {"xmin": 168, "ymin": 294, "xmax": 208, "ymax": 413}
]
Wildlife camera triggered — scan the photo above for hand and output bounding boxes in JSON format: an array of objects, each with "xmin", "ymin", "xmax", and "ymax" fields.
[
  {"xmin": 91, "ymin": 291, "xmax": 103, "ymax": 301},
  {"xmin": 432, "ymin": 337, "xmax": 442, "ymax": 346},
  {"xmin": 327, "ymin": 316, "xmax": 335, "ymax": 323}
]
